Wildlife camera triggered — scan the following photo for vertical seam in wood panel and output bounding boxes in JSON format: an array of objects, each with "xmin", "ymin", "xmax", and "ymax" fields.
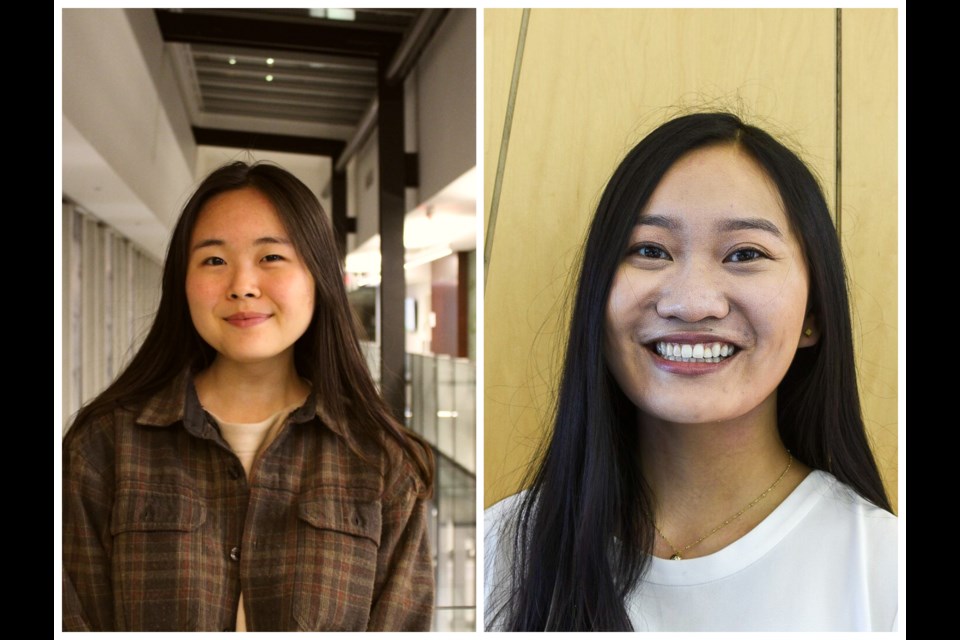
[
  {"xmin": 484, "ymin": 8, "xmax": 530, "ymax": 292},
  {"xmin": 835, "ymin": 8, "xmax": 843, "ymax": 236}
]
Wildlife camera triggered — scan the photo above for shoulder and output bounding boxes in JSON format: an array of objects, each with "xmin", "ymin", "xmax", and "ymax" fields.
[
  {"xmin": 794, "ymin": 471, "xmax": 897, "ymax": 629},
  {"xmin": 484, "ymin": 492, "xmax": 526, "ymax": 572},
  {"xmin": 804, "ymin": 470, "xmax": 897, "ymax": 541},
  {"xmin": 378, "ymin": 429, "xmax": 430, "ymax": 504},
  {"xmin": 63, "ymin": 405, "xmax": 134, "ymax": 477},
  {"xmin": 485, "ymin": 491, "xmax": 526, "ymax": 544},
  {"xmin": 778, "ymin": 470, "xmax": 897, "ymax": 565},
  {"xmin": 63, "ymin": 373, "xmax": 193, "ymax": 480},
  {"xmin": 313, "ymin": 393, "xmax": 429, "ymax": 502},
  {"xmin": 483, "ymin": 491, "xmax": 528, "ymax": 629}
]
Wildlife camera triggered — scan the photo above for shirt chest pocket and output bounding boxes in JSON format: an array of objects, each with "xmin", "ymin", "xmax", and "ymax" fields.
[
  {"xmin": 293, "ymin": 491, "xmax": 382, "ymax": 631},
  {"xmin": 110, "ymin": 487, "xmax": 207, "ymax": 630}
]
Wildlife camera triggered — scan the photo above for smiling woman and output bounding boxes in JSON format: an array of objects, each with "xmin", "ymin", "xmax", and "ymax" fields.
[
  {"xmin": 484, "ymin": 113, "xmax": 896, "ymax": 631},
  {"xmin": 186, "ymin": 188, "xmax": 316, "ymax": 372},
  {"xmin": 62, "ymin": 162, "xmax": 435, "ymax": 631},
  {"xmin": 604, "ymin": 145, "xmax": 815, "ymax": 428}
]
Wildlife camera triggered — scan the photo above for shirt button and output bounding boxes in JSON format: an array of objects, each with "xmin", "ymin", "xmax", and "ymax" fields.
[
  {"xmin": 229, "ymin": 546, "xmax": 241, "ymax": 562},
  {"xmin": 228, "ymin": 464, "xmax": 242, "ymax": 480}
]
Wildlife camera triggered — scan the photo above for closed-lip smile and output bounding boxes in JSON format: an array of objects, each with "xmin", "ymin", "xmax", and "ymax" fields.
[{"xmin": 225, "ymin": 312, "xmax": 271, "ymax": 328}]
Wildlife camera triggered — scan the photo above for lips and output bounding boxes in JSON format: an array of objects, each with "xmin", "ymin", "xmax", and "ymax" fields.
[{"xmin": 225, "ymin": 312, "xmax": 271, "ymax": 328}]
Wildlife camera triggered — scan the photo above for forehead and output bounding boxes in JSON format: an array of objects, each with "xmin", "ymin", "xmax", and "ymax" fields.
[
  {"xmin": 642, "ymin": 145, "xmax": 790, "ymax": 233},
  {"xmin": 192, "ymin": 187, "xmax": 287, "ymax": 240}
]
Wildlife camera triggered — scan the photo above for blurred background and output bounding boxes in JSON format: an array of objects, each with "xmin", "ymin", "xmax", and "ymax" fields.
[
  {"xmin": 60, "ymin": 8, "xmax": 476, "ymax": 630},
  {"xmin": 483, "ymin": 9, "xmax": 898, "ymax": 512}
]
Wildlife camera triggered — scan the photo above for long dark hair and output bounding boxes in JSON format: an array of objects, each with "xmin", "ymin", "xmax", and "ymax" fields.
[
  {"xmin": 495, "ymin": 113, "xmax": 890, "ymax": 630},
  {"xmin": 68, "ymin": 161, "xmax": 433, "ymax": 491}
]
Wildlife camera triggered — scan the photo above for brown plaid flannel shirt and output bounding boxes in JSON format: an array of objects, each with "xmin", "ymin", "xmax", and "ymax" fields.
[{"xmin": 62, "ymin": 370, "xmax": 434, "ymax": 631}]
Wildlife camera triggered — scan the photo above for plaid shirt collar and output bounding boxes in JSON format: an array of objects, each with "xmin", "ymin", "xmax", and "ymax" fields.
[{"xmin": 134, "ymin": 368, "xmax": 349, "ymax": 439}]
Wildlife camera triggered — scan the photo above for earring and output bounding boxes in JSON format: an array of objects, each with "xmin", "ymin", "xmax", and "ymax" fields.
[{"xmin": 803, "ymin": 328, "xmax": 813, "ymax": 337}]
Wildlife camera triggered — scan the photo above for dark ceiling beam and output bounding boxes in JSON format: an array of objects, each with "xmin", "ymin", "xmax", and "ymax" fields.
[
  {"xmin": 385, "ymin": 9, "xmax": 448, "ymax": 84},
  {"xmin": 192, "ymin": 127, "xmax": 346, "ymax": 158},
  {"xmin": 155, "ymin": 10, "xmax": 402, "ymax": 60}
]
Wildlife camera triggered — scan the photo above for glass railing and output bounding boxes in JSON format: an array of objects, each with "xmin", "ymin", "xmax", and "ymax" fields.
[
  {"xmin": 359, "ymin": 343, "xmax": 476, "ymax": 631},
  {"xmin": 430, "ymin": 450, "xmax": 476, "ymax": 632},
  {"xmin": 408, "ymin": 353, "xmax": 476, "ymax": 473}
]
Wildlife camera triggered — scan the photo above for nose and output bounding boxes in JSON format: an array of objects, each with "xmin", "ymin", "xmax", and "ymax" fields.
[
  {"xmin": 655, "ymin": 260, "xmax": 729, "ymax": 322},
  {"xmin": 227, "ymin": 265, "xmax": 260, "ymax": 300}
]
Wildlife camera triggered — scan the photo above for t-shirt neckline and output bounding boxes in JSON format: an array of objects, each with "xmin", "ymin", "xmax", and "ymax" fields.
[{"xmin": 645, "ymin": 470, "xmax": 833, "ymax": 585}]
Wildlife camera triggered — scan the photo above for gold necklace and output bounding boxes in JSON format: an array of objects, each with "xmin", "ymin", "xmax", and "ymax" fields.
[{"xmin": 654, "ymin": 453, "xmax": 793, "ymax": 560}]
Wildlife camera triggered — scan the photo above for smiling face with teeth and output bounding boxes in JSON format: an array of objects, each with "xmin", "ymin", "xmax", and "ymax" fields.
[{"xmin": 603, "ymin": 144, "xmax": 819, "ymax": 428}]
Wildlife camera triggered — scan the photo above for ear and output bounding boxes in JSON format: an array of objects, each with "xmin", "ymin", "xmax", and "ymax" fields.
[{"xmin": 798, "ymin": 314, "xmax": 820, "ymax": 348}]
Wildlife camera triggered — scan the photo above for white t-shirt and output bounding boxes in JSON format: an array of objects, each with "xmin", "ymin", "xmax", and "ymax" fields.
[{"xmin": 484, "ymin": 470, "xmax": 897, "ymax": 631}]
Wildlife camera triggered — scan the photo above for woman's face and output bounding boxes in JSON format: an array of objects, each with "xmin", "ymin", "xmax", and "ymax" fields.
[
  {"xmin": 185, "ymin": 187, "xmax": 315, "ymax": 368},
  {"xmin": 603, "ymin": 144, "xmax": 817, "ymax": 427}
]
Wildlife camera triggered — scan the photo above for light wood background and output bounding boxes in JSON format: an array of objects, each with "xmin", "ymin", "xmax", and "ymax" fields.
[{"xmin": 484, "ymin": 9, "xmax": 898, "ymax": 511}]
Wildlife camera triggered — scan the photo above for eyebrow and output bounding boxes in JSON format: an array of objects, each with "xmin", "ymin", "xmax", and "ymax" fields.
[
  {"xmin": 636, "ymin": 214, "xmax": 681, "ymax": 231},
  {"xmin": 637, "ymin": 215, "xmax": 784, "ymax": 240},
  {"xmin": 717, "ymin": 218, "xmax": 784, "ymax": 239},
  {"xmin": 191, "ymin": 236, "xmax": 292, "ymax": 252}
]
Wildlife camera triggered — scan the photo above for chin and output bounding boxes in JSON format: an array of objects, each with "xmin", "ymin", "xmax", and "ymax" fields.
[
  {"xmin": 638, "ymin": 402, "xmax": 747, "ymax": 427},
  {"xmin": 220, "ymin": 350, "xmax": 289, "ymax": 365}
]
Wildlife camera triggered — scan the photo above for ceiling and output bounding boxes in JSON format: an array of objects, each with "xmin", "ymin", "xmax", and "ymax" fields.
[
  {"xmin": 183, "ymin": 43, "xmax": 374, "ymax": 128},
  {"xmin": 157, "ymin": 8, "xmax": 440, "ymax": 146}
]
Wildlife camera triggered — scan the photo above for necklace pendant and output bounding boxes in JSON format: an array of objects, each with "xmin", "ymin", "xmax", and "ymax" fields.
[{"xmin": 670, "ymin": 553, "xmax": 682, "ymax": 560}]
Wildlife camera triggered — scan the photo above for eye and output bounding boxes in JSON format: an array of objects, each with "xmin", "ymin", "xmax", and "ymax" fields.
[
  {"xmin": 724, "ymin": 247, "xmax": 769, "ymax": 263},
  {"xmin": 261, "ymin": 254, "xmax": 285, "ymax": 263},
  {"xmin": 201, "ymin": 256, "xmax": 226, "ymax": 266},
  {"xmin": 629, "ymin": 243, "xmax": 672, "ymax": 260}
]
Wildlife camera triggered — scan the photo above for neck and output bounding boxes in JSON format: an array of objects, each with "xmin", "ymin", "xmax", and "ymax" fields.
[
  {"xmin": 638, "ymin": 395, "xmax": 809, "ymax": 559},
  {"xmin": 194, "ymin": 353, "xmax": 310, "ymax": 423}
]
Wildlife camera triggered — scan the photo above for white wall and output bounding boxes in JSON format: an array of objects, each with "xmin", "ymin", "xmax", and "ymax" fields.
[
  {"xmin": 62, "ymin": 203, "xmax": 162, "ymax": 429},
  {"xmin": 62, "ymin": 9, "xmax": 195, "ymax": 239},
  {"xmin": 414, "ymin": 10, "xmax": 477, "ymax": 203},
  {"xmin": 195, "ymin": 146, "xmax": 333, "ymax": 217},
  {"xmin": 405, "ymin": 262, "xmax": 434, "ymax": 354},
  {"xmin": 352, "ymin": 131, "xmax": 381, "ymax": 247}
]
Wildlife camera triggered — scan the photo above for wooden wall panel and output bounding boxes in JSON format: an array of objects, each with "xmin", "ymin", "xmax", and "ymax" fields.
[
  {"xmin": 485, "ymin": 9, "xmax": 841, "ymax": 507},
  {"xmin": 841, "ymin": 9, "xmax": 899, "ymax": 511}
]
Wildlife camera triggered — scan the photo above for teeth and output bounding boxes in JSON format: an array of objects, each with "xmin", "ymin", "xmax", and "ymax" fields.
[{"xmin": 655, "ymin": 341, "xmax": 736, "ymax": 363}]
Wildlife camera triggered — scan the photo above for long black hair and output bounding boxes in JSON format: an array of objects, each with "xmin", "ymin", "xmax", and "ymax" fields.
[
  {"xmin": 67, "ymin": 161, "xmax": 433, "ymax": 491},
  {"xmin": 494, "ymin": 113, "xmax": 890, "ymax": 630}
]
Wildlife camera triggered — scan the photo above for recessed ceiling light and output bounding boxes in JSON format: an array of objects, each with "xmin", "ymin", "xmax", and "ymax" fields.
[
  {"xmin": 265, "ymin": 74, "xmax": 274, "ymax": 82},
  {"xmin": 266, "ymin": 58, "xmax": 275, "ymax": 66},
  {"xmin": 327, "ymin": 9, "xmax": 356, "ymax": 21},
  {"xmin": 228, "ymin": 57, "xmax": 236, "ymax": 65}
]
